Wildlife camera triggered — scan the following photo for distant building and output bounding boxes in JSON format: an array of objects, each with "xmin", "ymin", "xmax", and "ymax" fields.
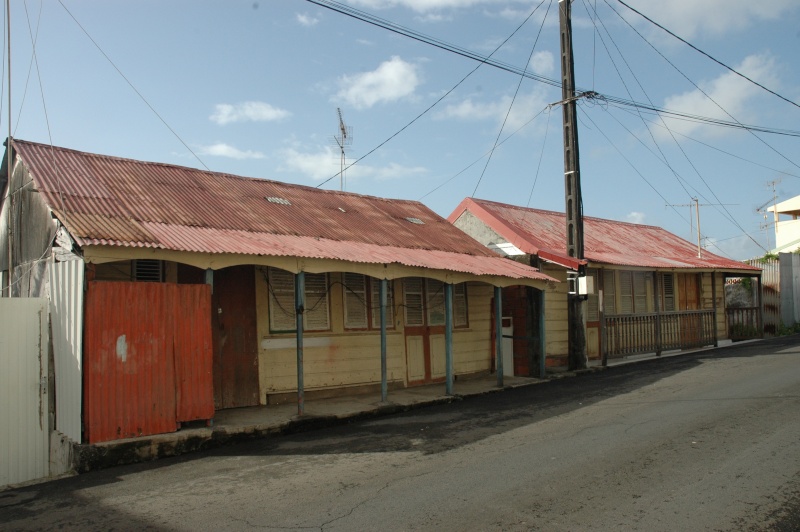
[{"xmin": 767, "ymin": 195, "xmax": 800, "ymax": 252}]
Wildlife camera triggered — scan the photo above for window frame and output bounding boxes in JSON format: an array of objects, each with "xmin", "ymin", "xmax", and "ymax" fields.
[{"xmin": 402, "ymin": 277, "xmax": 469, "ymax": 328}]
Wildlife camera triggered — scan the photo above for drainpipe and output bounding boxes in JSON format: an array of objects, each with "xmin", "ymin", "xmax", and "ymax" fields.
[
  {"xmin": 495, "ymin": 286, "xmax": 503, "ymax": 387},
  {"xmin": 380, "ymin": 278, "xmax": 388, "ymax": 403},
  {"xmin": 539, "ymin": 288, "xmax": 546, "ymax": 378},
  {"xmin": 711, "ymin": 272, "xmax": 718, "ymax": 347},
  {"xmin": 445, "ymin": 283, "xmax": 453, "ymax": 395},
  {"xmin": 295, "ymin": 271, "xmax": 305, "ymax": 416}
]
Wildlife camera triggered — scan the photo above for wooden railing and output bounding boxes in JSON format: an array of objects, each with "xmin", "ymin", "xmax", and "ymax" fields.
[
  {"xmin": 603, "ymin": 310, "xmax": 716, "ymax": 358},
  {"xmin": 725, "ymin": 307, "xmax": 762, "ymax": 341}
]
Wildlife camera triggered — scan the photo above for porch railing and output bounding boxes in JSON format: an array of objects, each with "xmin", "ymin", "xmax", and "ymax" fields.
[
  {"xmin": 725, "ymin": 307, "xmax": 762, "ymax": 341},
  {"xmin": 603, "ymin": 310, "xmax": 716, "ymax": 358}
]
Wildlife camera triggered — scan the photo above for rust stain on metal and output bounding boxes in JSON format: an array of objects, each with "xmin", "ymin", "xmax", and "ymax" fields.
[{"xmin": 14, "ymin": 139, "xmax": 553, "ymax": 282}]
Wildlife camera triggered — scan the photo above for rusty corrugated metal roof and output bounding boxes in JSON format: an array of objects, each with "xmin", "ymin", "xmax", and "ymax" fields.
[
  {"xmin": 449, "ymin": 198, "xmax": 760, "ymax": 272},
  {"xmin": 13, "ymin": 140, "xmax": 555, "ymax": 282}
]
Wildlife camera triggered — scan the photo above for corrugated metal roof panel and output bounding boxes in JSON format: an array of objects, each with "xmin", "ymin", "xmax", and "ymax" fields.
[
  {"xmin": 451, "ymin": 198, "xmax": 760, "ymax": 272},
  {"xmin": 13, "ymin": 140, "xmax": 555, "ymax": 283}
]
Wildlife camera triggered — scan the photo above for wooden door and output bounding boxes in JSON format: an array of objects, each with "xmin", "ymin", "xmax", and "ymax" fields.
[
  {"xmin": 678, "ymin": 273, "xmax": 701, "ymax": 346},
  {"xmin": 403, "ymin": 278, "xmax": 446, "ymax": 386},
  {"xmin": 212, "ymin": 266, "xmax": 260, "ymax": 409}
]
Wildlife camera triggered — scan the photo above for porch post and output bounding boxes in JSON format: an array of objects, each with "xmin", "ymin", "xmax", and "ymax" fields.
[
  {"xmin": 654, "ymin": 271, "xmax": 662, "ymax": 356},
  {"xmin": 757, "ymin": 273, "xmax": 764, "ymax": 338},
  {"xmin": 495, "ymin": 286, "xmax": 503, "ymax": 387},
  {"xmin": 539, "ymin": 288, "xmax": 546, "ymax": 378},
  {"xmin": 600, "ymin": 271, "xmax": 607, "ymax": 367},
  {"xmin": 711, "ymin": 272, "xmax": 718, "ymax": 347},
  {"xmin": 445, "ymin": 283, "xmax": 454, "ymax": 395},
  {"xmin": 380, "ymin": 278, "xmax": 388, "ymax": 403},
  {"xmin": 295, "ymin": 271, "xmax": 305, "ymax": 416}
]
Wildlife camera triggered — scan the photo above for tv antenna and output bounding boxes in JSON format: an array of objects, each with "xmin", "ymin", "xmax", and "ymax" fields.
[
  {"xmin": 755, "ymin": 178, "xmax": 781, "ymax": 249},
  {"xmin": 333, "ymin": 108, "xmax": 352, "ymax": 191}
]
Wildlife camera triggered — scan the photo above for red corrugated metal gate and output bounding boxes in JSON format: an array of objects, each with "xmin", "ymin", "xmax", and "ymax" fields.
[{"xmin": 83, "ymin": 281, "xmax": 214, "ymax": 443}]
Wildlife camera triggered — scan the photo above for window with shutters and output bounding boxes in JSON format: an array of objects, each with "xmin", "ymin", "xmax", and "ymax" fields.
[
  {"xmin": 660, "ymin": 273, "xmax": 675, "ymax": 311},
  {"xmin": 343, "ymin": 273, "xmax": 394, "ymax": 330},
  {"xmin": 404, "ymin": 278, "xmax": 425, "ymax": 326},
  {"xmin": 603, "ymin": 270, "xmax": 616, "ymax": 315},
  {"xmin": 620, "ymin": 271, "xmax": 633, "ymax": 314},
  {"xmin": 267, "ymin": 268, "xmax": 330, "ymax": 333},
  {"xmin": 633, "ymin": 272, "xmax": 648, "ymax": 313},
  {"xmin": 369, "ymin": 277, "xmax": 395, "ymax": 329},
  {"xmin": 426, "ymin": 279, "xmax": 446, "ymax": 326},
  {"xmin": 403, "ymin": 277, "xmax": 468, "ymax": 328}
]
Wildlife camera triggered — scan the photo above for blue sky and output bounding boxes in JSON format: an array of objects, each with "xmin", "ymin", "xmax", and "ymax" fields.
[{"xmin": 5, "ymin": 0, "xmax": 800, "ymax": 260}]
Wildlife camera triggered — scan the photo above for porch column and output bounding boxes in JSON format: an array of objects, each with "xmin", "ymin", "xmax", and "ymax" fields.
[
  {"xmin": 654, "ymin": 271, "xmax": 662, "ymax": 356},
  {"xmin": 445, "ymin": 283, "xmax": 454, "ymax": 395},
  {"xmin": 711, "ymin": 272, "xmax": 718, "ymax": 347},
  {"xmin": 205, "ymin": 268, "xmax": 214, "ymax": 293},
  {"xmin": 600, "ymin": 272, "xmax": 607, "ymax": 367},
  {"xmin": 539, "ymin": 288, "xmax": 546, "ymax": 378},
  {"xmin": 295, "ymin": 271, "xmax": 305, "ymax": 416},
  {"xmin": 495, "ymin": 286, "xmax": 503, "ymax": 387},
  {"xmin": 380, "ymin": 278, "xmax": 388, "ymax": 403},
  {"xmin": 757, "ymin": 273, "xmax": 764, "ymax": 338}
]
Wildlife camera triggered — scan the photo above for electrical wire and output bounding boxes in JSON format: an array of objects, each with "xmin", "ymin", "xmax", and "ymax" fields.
[
  {"xmin": 614, "ymin": 0, "xmax": 800, "ymax": 111},
  {"xmin": 473, "ymin": 0, "xmax": 551, "ymax": 197},
  {"xmin": 527, "ymin": 106, "xmax": 552, "ymax": 207},
  {"xmin": 56, "ymin": 0, "xmax": 209, "ymax": 171},
  {"xmin": 312, "ymin": 0, "xmax": 546, "ymax": 189}
]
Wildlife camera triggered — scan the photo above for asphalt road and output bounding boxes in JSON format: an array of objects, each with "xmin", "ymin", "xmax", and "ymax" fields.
[{"xmin": 2, "ymin": 336, "xmax": 800, "ymax": 531}]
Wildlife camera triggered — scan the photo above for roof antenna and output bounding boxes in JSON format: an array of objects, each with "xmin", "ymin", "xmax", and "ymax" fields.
[{"xmin": 333, "ymin": 108, "xmax": 352, "ymax": 191}]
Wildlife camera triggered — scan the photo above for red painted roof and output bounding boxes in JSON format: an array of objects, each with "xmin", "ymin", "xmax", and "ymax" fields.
[
  {"xmin": 12, "ymin": 140, "xmax": 555, "ymax": 282},
  {"xmin": 448, "ymin": 198, "xmax": 760, "ymax": 272}
]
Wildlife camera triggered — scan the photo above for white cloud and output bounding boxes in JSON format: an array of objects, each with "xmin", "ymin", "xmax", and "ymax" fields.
[
  {"xmin": 296, "ymin": 13, "xmax": 320, "ymax": 27},
  {"xmin": 280, "ymin": 147, "xmax": 427, "ymax": 182},
  {"xmin": 436, "ymin": 88, "xmax": 549, "ymax": 131},
  {"xmin": 626, "ymin": 211, "xmax": 646, "ymax": 224},
  {"xmin": 210, "ymin": 101, "xmax": 291, "ymax": 125},
  {"xmin": 622, "ymin": 0, "xmax": 798, "ymax": 38},
  {"xmin": 335, "ymin": 56, "xmax": 421, "ymax": 109},
  {"xmin": 659, "ymin": 54, "xmax": 779, "ymax": 139},
  {"xmin": 529, "ymin": 50, "xmax": 553, "ymax": 76},
  {"xmin": 199, "ymin": 143, "xmax": 265, "ymax": 160}
]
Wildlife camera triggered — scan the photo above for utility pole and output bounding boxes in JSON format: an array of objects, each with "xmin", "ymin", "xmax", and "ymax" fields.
[{"xmin": 559, "ymin": 0, "xmax": 587, "ymax": 371}]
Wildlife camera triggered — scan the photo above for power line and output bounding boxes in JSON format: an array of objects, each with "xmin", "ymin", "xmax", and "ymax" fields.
[
  {"xmin": 614, "ymin": 0, "xmax": 800, "ymax": 111},
  {"xmin": 56, "ymin": 0, "xmax": 209, "ymax": 171},
  {"xmin": 473, "ymin": 0, "xmax": 552, "ymax": 197},
  {"xmin": 312, "ymin": 0, "xmax": 545, "ymax": 189}
]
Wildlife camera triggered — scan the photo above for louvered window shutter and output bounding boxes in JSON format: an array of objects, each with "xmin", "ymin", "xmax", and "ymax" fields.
[
  {"xmin": 268, "ymin": 268, "xmax": 296, "ymax": 332},
  {"xmin": 426, "ymin": 279, "xmax": 446, "ymax": 326},
  {"xmin": 661, "ymin": 273, "xmax": 675, "ymax": 311},
  {"xmin": 344, "ymin": 273, "xmax": 368, "ymax": 329},
  {"xmin": 603, "ymin": 271, "xmax": 616, "ymax": 315},
  {"xmin": 454, "ymin": 283, "xmax": 468, "ymax": 327},
  {"xmin": 620, "ymin": 271, "xmax": 633, "ymax": 314},
  {"xmin": 404, "ymin": 278, "xmax": 425, "ymax": 326},
  {"xmin": 304, "ymin": 273, "xmax": 330, "ymax": 331},
  {"xmin": 586, "ymin": 269, "xmax": 599, "ymax": 321},
  {"xmin": 633, "ymin": 272, "xmax": 648, "ymax": 313},
  {"xmin": 370, "ymin": 278, "xmax": 394, "ymax": 329}
]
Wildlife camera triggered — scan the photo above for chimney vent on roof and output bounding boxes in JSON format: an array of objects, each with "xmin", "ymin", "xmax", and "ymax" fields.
[{"xmin": 405, "ymin": 217, "xmax": 424, "ymax": 225}]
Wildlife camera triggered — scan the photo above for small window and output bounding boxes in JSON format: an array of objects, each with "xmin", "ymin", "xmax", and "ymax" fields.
[
  {"xmin": 620, "ymin": 271, "xmax": 633, "ymax": 314},
  {"xmin": 586, "ymin": 269, "xmax": 599, "ymax": 321},
  {"xmin": 133, "ymin": 260, "xmax": 164, "ymax": 282},
  {"xmin": 603, "ymin": 270, "xmax": 616, "ymax": 315}
]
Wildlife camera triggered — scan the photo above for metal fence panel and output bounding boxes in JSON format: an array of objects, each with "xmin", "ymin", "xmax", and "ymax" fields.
[
  {"xmin": 0, "ymin": 298, "xmax": 49, "ymax": 488},
  {"xmin": 49, "ymin": 259, "xmax": 85, "ymax": 442}
]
